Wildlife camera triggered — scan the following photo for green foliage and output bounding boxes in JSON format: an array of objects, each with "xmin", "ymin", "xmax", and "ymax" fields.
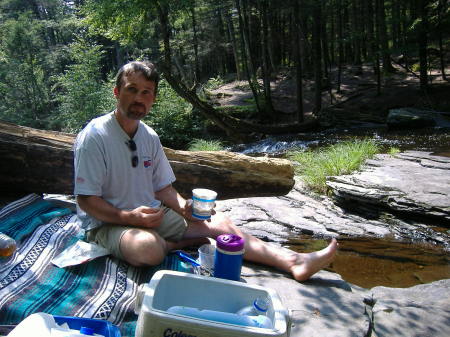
[
  {"xmin": 411, "ymin": 63, "xmax": 421, "ymax": 72},
  {"xmin": 287, "ymin": 139, "xmax": 380, "ymax": 194},
  {"xmin": 216, "ymin": 105, "xmax": 258, "ymax": 119},
  {"xmin": 144, "ymin": 79, "xmax": 205, "ymax": 149},
  {"xmin": 53, "ymin": 38, "xmax": 115, "ymax": 133},
  {"xmin": 188, "ymin": 139, "xmax": 224, "ymax": 151},
  {"xmin": 204, "ymin": 76, "xmax": 225, "ymax": 90},
  {"xmin": 388, "ymin": 147, "xmax": 401, "ymax": 155},
  {"xmin": 82, "ymin": 0, "xmax": 156, "ymax": 44},
  {"xmin": 0, "ymin": 13, "xmax": 51, "ymax": 128}
]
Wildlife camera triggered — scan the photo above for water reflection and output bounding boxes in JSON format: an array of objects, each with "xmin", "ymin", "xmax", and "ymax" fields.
[{"xmin": 287, "ymin": 236, "xmax": 450, "ymax": 289}]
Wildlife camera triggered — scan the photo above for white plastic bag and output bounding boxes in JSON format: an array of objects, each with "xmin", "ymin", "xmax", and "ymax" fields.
[{"xmin": 51, "ymin": 240, "xmax": 110, "ymax": 268}]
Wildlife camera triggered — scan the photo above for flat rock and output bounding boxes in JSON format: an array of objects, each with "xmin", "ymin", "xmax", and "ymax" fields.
[
  {"xmin": 369, "ymin": 279, "xmax": 450, "ymax": 337},
  {"xmin": 242, "ymin": 265, "xmax": 370, "ymax": 337},
  {"xmin": 241, "ymin": 263, "xmax": 450, "ymax": 337},
  {"xmin": 326, "ymin": 151, "xmax": 450, "ymax": 224},
  {"xmin": 216, "ymin": 163, "xmax": 450, "ymax": 247}
]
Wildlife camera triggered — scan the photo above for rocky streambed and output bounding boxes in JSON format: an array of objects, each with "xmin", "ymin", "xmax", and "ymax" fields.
[
  {"xmin": 218, "ymin": 150, "xmax": 450, "ymax": 248},
  {"xmin": 218, "ymin": 150, "xmax": 450, "ymax": 336}
]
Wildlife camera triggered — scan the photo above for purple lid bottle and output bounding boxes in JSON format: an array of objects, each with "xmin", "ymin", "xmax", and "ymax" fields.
[
  {"xmin": 214, "ymin": 234, "xmax": 245, "ymax": 281},
  {"xmin": 216, "ymin": 234, "xmax": 245, "ymax": 252}
]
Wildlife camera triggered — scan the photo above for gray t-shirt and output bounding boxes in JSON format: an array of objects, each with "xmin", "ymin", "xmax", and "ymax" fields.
[{"xmin": 73, "ymin": 112, "xmax": 176, "ymax": 230}]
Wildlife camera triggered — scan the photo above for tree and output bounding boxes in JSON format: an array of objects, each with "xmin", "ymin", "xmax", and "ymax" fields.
[
  {"xmin": 235, "ymin": 0, "xmax": 263, "ymax": 115},
  {"xmin": 293, "ymin": 0, "xmax": 304, "ymax": 122},
  {"xmin": 418, "ymin": 0, "xmax": 429, "ymax": 89},
  {"xmin": 312, "ymin": 1, "xmax": 323, "ymax": 114},
  {"xmin": 53, "ymin": 38, "xmax": 116, "ymax": 132},
  {"xmin": 378, "ymin": 0, "xmax": 395, "ymax": 73},
  {"xmin": 0, "ymin": 13, "xmax": 50, "ymax": 128},
  {"xmin": 259, "ymin": 0, "xmax": 276, "ymax": 120},
  {"xmin": 82, "ymin": 0, "xmax": 317, "ymax": 143}
]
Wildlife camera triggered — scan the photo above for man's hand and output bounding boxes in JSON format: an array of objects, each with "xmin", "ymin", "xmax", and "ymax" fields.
[
  {"xmin": 77, "ymin": 195, "xmax": 164, "ymax": 229},
  {"xmin": 154, "ymin": 184, "xmax": 215, "ymax": 223},
  {"xmin": 181, "ymin": 199, "xmax": 216, "ymax": 223},
  {"xmin": 124, "ymin": 206, "xmax": 164, "ymax": 228}
]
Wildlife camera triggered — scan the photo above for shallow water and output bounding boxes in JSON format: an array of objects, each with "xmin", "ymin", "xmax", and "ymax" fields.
[
  {"xmin": 237, "ymin": 126, "xmax": 450, "ymax": 288},
  {"xmin": 236, "ymin": 126, "xmax": 450, "ymax": 157},
  {"xmin": 287, "ymin": 236, "xmax": 450, "ymax": 289}
]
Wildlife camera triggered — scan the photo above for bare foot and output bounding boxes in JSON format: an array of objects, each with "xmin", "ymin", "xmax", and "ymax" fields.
[{"xmin": 289, "ymin": 238, "xmax": 338, "ymax": 281}]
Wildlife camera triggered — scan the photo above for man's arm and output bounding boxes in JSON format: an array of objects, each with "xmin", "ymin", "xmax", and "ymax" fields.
[
  {"xmin": 154, "ymin": 185, "xmax": 186, "ymax": 214},
  {"xmin": 77, "ymin": 195, "xmax": 164, "ymax": 228}
]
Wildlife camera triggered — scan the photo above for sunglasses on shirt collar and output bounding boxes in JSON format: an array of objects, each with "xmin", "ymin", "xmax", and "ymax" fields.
[{"xmin": 127, "ymin": 139, "xmax": 139, "ymax": 167}]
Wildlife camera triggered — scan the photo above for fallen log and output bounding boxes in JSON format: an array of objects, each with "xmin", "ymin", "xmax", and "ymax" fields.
[{"xmin": 0, "ymin": 121, "xmax": 294, "ymax": 200}]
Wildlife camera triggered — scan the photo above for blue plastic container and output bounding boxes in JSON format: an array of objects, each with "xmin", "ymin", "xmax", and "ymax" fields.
[
  {"xmin": 214, "ymin": 234, "xmax": 245, "ymax": 281},
  {"xmin": 53, "ymin": 316, "xmax": 121, "ymax": 337}
]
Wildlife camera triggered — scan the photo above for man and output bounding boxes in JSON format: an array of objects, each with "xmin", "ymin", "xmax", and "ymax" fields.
[{"xmin": 74, "ymin": 60, "xmax": 337, "ymax": 281}]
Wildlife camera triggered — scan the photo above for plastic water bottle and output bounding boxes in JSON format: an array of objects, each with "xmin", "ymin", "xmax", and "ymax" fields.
[
  {"xmin": 0, "ymin": 232, "xmax": 16, "ymax": 257},
  {"xmin": 167, "ymin": 306, "xmax": 268, "ymax": 328},
  {"xmin": 236, "ymin": 297, "xmax": 273, "ymax": 328},
  {"xmin": 213, "ymin": 234, "xmax": 245, "ymax": 281}
]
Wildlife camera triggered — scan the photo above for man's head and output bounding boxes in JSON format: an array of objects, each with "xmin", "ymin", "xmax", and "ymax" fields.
[
  {"xmin": 115, "ymin": 60, "xmax": 159, "ymax": 94},
  {"xmin": 114, "ymin": 60, "xmax": 159, "ymax": 121}
]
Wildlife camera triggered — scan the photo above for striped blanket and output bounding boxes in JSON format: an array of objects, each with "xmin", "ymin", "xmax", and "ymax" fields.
[{"xmin": 0, "ymin": 194, "xmax": 188, "ymax": 336}]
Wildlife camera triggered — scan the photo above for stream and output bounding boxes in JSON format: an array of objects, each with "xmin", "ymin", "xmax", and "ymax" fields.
[{"xmin": 232, "ymin": 125, "xmax": 450, "ymax": 289}]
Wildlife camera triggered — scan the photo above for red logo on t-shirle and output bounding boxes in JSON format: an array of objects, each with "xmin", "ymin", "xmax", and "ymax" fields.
[
  {"xmin": 144, "ymin": 160, "xmax": 152, "ymax": 168},
  {"xmin": 76, "ymin": 177, "xmax": 85, "ymax": 183}
]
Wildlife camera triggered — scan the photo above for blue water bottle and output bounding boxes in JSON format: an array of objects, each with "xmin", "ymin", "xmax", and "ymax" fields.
[{"xmin": 214, "ymin": 234, "xmax": 245, "ymax": 281}]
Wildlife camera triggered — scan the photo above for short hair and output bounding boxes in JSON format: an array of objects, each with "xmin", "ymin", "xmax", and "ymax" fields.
[{"xmin": 115, "ymin": 60, "xmax": 159, "ymax": 94}]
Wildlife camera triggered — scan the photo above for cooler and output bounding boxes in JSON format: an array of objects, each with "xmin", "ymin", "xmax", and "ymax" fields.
[{"xmin": 135, "ymin": 270, "xmax": 290, "ymax": 337}]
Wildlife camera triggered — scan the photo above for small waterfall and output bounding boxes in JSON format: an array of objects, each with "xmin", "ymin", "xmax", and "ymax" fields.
[
  {"xmin": 230, "ymin": 127, "xmax": 450, "ymax": 157},
  {"xmin": 231, "ymin": 136, "xmax": 320, "ymax": 156}
]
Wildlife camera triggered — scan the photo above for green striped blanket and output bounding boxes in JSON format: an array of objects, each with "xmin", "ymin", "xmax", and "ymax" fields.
[{"xmin": 0, "ymin": 194, "xmax": 189, "ymax": 336}]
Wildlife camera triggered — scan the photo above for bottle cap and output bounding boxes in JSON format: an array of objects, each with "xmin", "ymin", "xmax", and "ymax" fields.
[
  {"xmin": 216, "ymin": 234, "xmax": 245, "ymax": 252},
  {"xmin": 254, "ymin": 297, "xmax": 269, "ymax": 312}
]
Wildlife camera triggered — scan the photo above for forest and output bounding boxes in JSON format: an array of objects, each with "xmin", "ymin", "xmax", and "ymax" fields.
[{"xmin": 0, "ymin": 0, "xmax": 448, "ymax": 149}]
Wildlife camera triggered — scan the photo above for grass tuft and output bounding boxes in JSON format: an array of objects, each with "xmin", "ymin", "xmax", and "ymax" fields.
[
  {"xmin": 287, "ymin": 139, "xmax": 380, "ymax": 194},
  {"xmin": 188, "ymin": 139, "xmax": 224, "ymax": 151}
]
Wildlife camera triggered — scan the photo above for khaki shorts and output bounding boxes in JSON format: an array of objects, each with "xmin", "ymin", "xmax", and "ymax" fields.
[{"xmin": 86, "ymin": 206, "xmax": 188, "ymax": 260}]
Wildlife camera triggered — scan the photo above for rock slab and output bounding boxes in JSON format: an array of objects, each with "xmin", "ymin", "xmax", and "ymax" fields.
[
  {"xmin": 326, "ymin": 151, "xmax": 450, "ymax": 224},
  {"xmin": 242, "ymin": 265, "xmax": 450, "ymax": 337}
]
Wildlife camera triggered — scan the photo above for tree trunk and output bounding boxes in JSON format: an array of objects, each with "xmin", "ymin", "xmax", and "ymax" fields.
[
  {"xmin": 266, "ymin": 3, "xmax": 277, "ymax": 72},
  {"xmin": 0, "ymin": 121, "xmax": 295, "ymax": 200},
  {"xmin": 322, "ymin": 3, "xmax": 331, "ymax": 80},
  {"xmin": 366, "ymin": 0, "xmax": 375, "ymax": 62},
  {"xmin": 330, "ymin": 0, "xmax": 336, "ymax": 65},
  {"xmin": 225, "ymin": 10, "xmax": 243, "ymax": 81},
  {"xmin": 191, "ymin": 4, "xmax": 201, "ymax": 84},
  {"xmin": 392, "ymin": 0, "xmax": 401, "ymax": 50},
  {"xmin": 343, "ymin": 3, "xmax": 351, "ymax": 62},
  {"xmin": 293, "ymin": 0, "xmax": 304, "ymax": 122},
  {"xmin": 260, "ymin": 0, "xmax": 275, "ymax": 120},
  {"xmin": 351, "ymin": 0, "xmax": 362, "ymax": 65},
  {"xmin": 337, "ymin": 0, "xmax": 343, "ymax": 92},
  {"xmin": 236, "ymin": 0, "xmax": 263, "ymax": 114},
  {"xmin": 375, "ymin": 0, "xmax": 382, "ymax": 95},
  {"xmin": 418, "ymin": 0, "xmax": 429, "ymax": 89},
  {"xmin": 300, "ymin": 8, "xmax": 312, "ymax": 77},
  {"xmin": 379, "ymin": 0, "xmax": 395, "ymax": 73},
  {"xmin": 437, "ymin": 0, "xmax": 447, "ymax": 81},
  {"xmin": 312, "ymin": 2, "xmax": 323, "ymax": 114}
]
